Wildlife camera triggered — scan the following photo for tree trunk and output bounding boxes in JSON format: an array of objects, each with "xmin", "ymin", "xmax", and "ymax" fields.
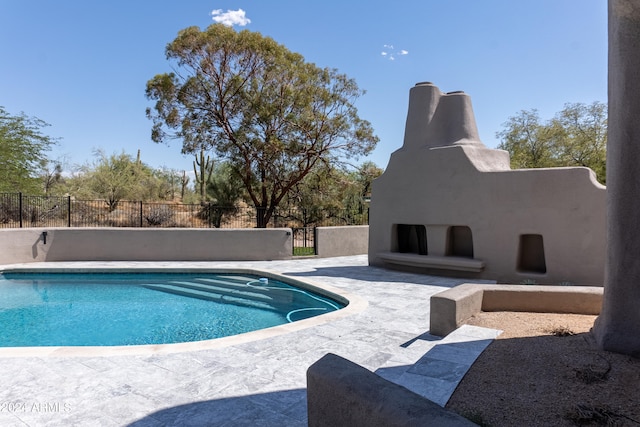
[
  {"xmin": 255, "ymin": 205, "xmax": 277, "ymax": 228},
  {"xmin": 256, "ymin": 206, "xmax": 268, "ymax": 228},
  {"xmin": 592, "ymin": 0, "xmax": 640, "ymax": 357}
]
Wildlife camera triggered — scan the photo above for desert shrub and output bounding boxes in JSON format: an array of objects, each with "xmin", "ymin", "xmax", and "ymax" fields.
[{"xmin": 145, "ymin": 205, "xmax": 175, "ymax": 226}]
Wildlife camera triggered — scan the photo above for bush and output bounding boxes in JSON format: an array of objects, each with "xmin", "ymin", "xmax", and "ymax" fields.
[{"xmin": 144, "ymin": 205, "xmax": 175, "ymax": 226}]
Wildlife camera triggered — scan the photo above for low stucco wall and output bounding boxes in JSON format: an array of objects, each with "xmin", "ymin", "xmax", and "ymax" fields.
[
  {"xmin": 430, "ymin": 283, "xmax": 603, "ymax": 336},
  {"xmin": 316, "ymin": 226, "xmax": 368, "ymax": 258},
  {"xmin": 0, "ymin": 228, "xmax": 293, "ymax": 264}
]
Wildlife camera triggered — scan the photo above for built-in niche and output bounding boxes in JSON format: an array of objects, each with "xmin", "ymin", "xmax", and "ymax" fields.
[
  {"xmin": 396, "ymin": 224, "xmax": 427, "ymax": 255},
  {"xmin": 446, "ymin": 226, "xmax": 474, "ymax": 258},
  {"xmin": 518, "ymin": 234, "xmax": 547, "ymax": 274}
]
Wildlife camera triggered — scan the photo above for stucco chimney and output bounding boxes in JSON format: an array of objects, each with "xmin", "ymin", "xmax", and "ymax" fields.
[{"xmin": 401, "ymin": 82, "xmax": 483, "ymax": 150}]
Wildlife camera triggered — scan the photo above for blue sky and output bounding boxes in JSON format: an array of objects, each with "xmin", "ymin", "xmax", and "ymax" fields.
[{"xmin": 1, "ymin": 1, "xmax": 607, "ymax": 176}]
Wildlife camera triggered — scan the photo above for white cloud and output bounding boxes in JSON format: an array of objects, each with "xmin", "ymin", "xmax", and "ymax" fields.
[
  {"xmin": 381, "ymin": 44, "xmax": 408, "ymax": 61},
  {"xmin": 211, "ymin": 8, "xmax": 251, "ymax": 26}
]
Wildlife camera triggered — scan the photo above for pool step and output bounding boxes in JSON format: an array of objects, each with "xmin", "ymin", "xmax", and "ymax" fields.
[
  {"xmin": 193, "ymin": 277, "xmax": 276, "ymax": 292},
  {"xmin": 145, "ymin": 279, "xmax": 299, "ymax": 307},
  {"xmin": 142, "ymin": 283, "xmax": 281, "ymax": 311},
  {"xmin": 209, "ymin": 275, "xmax": 265, "ymax": 285},
  {"xmin": 168, "ymin": 281, "xmax": 276, "ymax": 302},
  {"xmin": 144, "ymin": 277, "xmax": 333, "ymax": 312},
  {"xmin": 191, "ymin": 278, "xmax": 296, "ymax": 302}
]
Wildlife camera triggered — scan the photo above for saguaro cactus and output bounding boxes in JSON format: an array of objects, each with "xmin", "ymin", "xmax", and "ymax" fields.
[
  {"xmin": 193, "ymin": 149, "xmax": 214, "ymax": 203},
  {"xmin": 180, "ymin": 170, "xmax": 190, "ymax": 201}
]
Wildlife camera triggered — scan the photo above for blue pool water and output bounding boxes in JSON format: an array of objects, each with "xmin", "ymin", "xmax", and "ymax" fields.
[{"xmin": 0, "ymin": 271, "xmax": 344, "ymax": 347}]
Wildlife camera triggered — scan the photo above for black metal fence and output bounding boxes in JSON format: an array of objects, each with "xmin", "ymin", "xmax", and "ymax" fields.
[{"xmin": 0, "ymin": 193, "xmax": 369, "ymax": 230}]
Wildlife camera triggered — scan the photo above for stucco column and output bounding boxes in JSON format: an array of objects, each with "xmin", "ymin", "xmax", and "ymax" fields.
[{"xmin": 592, "ymin": 0, "xmax": 640, "ymax": 357}]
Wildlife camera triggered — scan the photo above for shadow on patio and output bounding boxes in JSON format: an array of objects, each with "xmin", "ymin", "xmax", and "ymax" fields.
[{"xmin": 128, "ymin": 388, "xmax": 307, "ymax": 426}]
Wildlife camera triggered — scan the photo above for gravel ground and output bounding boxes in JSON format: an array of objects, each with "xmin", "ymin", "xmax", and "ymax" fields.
[{"xmin": 446, "ymin": 312, "xmax": 640, "ymax": 426}]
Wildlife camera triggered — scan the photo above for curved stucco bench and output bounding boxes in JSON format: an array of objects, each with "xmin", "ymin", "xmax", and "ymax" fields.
[{"xmin": 430, "ymin": 284, "xmax": 603, "ymax": 336}]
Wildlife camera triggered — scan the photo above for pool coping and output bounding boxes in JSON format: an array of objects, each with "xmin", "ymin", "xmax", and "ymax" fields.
[{"xmin": 0, "ymin": 264, "xmax": 369, "ymax": 357}]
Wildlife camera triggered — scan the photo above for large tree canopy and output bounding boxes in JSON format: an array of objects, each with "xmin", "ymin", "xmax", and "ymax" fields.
[
  {"xmin": 146, "ymin": 24, "xmax": 378, "ymax": 227},
  {"xmin": 497, "ymin": 101, "xmax": 607, "ymax": 183},
  {"xmin": 0, "ymin": 106, "xmax": 57, "ymax": 193}
]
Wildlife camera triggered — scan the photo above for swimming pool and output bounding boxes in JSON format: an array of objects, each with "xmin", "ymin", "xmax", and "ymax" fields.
[{"xmin": 0, "ymin": 270, "xmax": 346, "ymax": 347}]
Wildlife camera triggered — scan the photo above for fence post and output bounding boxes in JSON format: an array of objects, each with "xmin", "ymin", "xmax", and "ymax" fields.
[
  {"xmin": 67, "ymin": 195, "xmax": 71, "ymax": 227},
  {"xmin": 139, "ymin": 201, "xmax": 143, "ymax": 227},
  {"xmin": 19, "ymin": 192, "xmax": 23, "ymax": 228}
]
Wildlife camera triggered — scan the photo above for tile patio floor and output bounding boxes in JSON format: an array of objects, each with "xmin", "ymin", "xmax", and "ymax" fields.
[{"xmin": 0, "ymin": 255, "xmax": 499, "ymax": 426}]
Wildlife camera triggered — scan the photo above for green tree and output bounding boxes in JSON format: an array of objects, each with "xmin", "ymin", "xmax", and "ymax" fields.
[
  {"xmin": 283, "ymin": 161, "xmax": 382, "ymax": 226},
  {"xmin": 40, "ymin": 158, "xmax": 64, "ymax": 195},
  {"xmin": 153, "ymin": 166, "xmax": 185, "ymax": 201},
  {"xmin": 285, "ymin": 165, "xmax": 348, "ymax": 226},
  {"xmin": 146, "ymin": 24, "xmax": 378, "ymax": 227},
  {"xmin": 0, "ymin": 107, "xmax": 58, "ymax": 193},
  {"xmin": 340, "ymin": 161, "xmax": 383, "ymax": 223},
  {"xmin": 202, "ymin": 161, "xmax": 245, "ymax": 227},
  {"xmin": 206, "ymin": 161, "xmax": 244, "ymax": 206},
  {"xmin": 549, "ymin": 102, "xmax": 607, "ymax": 183},
  {"xmin": 75, "ymin": 150, "xmax": 159, "ymax": 211},
  {"xmin": 496, "ymin": 109, "xmax": 557, "ymax": 169},
  {"xmin": 346, "ymin": 161, "xmax": 383, "ymax": 206},
  {"xmin": 497, "ymin": 102, "xmax": 607, "ymax": 183}
]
